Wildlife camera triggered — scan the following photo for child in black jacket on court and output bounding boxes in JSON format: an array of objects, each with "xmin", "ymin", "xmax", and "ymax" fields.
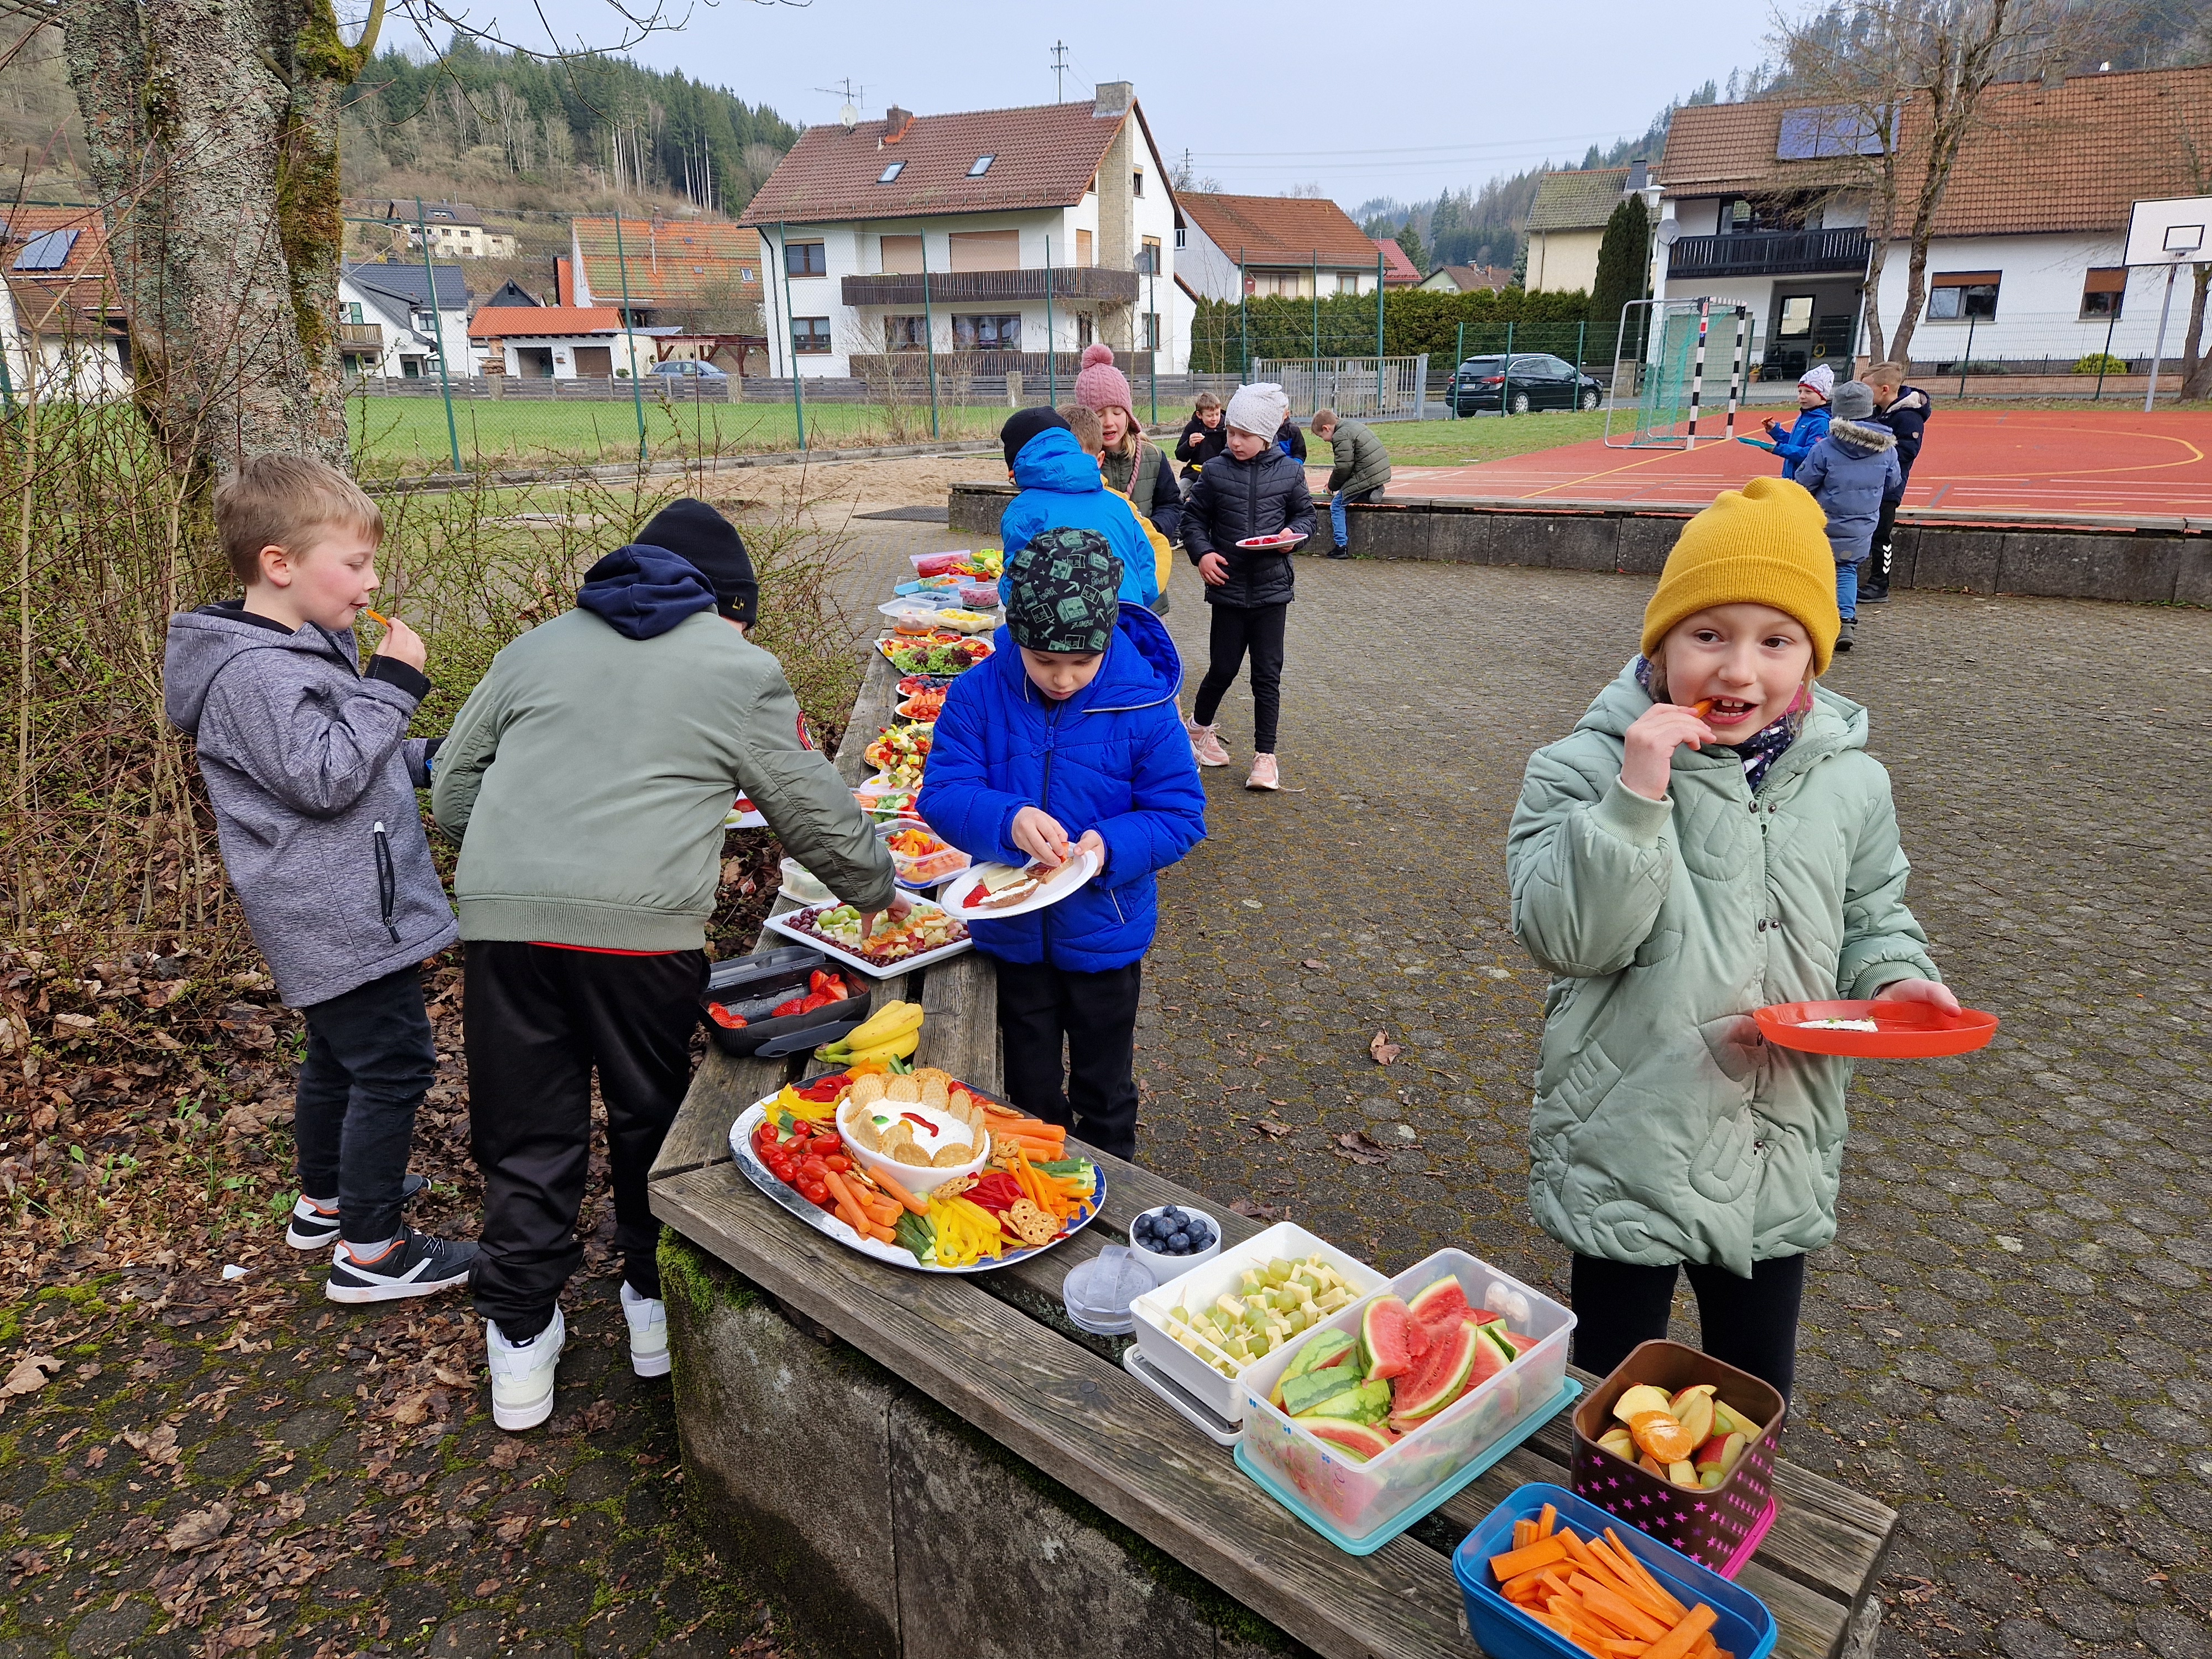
[{"xmin": 1178, "ymin": 383, "xmax": 1314, "ymax": 795}]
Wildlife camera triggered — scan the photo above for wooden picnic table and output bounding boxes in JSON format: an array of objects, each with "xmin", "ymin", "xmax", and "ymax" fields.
[{"xmin": 648, "ymin": 647, "xmax": 1896, "ymax": 1659}]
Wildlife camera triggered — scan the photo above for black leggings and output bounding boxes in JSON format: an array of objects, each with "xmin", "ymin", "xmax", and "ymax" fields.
[
  {"xmin": 1191, "ymin": 602, "xmax": 1288, "ymax": 754},
  {"xmin": 1569, "ymin": 1253, "xmax": 1806, "ymax": 1403}
]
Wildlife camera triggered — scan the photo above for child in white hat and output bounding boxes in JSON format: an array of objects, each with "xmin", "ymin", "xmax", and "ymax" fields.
[
  {"xmin": 1178, "ymin": 384, "xmax": 1315, "ymax": 792},
  {"xmin": 1752, "ymin": 363, "xmax": 1833, "ymax": 481}
]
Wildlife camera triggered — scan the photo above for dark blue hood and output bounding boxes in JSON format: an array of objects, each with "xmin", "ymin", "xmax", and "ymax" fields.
[
  {"xmin": 1010, "ymin": 426, "xmax": 1107, "ymax": 495},
  {"xmin": 577, "ymin": 544, "xmax": 717, "ymax": 640}
]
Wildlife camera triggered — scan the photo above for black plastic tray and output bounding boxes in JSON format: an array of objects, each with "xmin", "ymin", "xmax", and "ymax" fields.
[{"xmin": 699, "ymin": 946, "xmax": 876, "ymax": 1058}]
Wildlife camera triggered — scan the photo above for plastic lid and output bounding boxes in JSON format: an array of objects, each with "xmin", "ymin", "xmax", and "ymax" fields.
[{"xmin": 1062, "ymin": 1246, "xmax": 1152, "ymax": 1335}]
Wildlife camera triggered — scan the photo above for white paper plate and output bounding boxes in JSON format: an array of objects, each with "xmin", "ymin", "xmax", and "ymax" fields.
[
  {"xmin": 722, "ymin": 797, "xmax": 768, "ymax": 830},
  {"xmin": 1235, "ymin": 533, "xmax": 1306, "ymax": 549},
  {"xmin": 936, "ymin": 849, "xmax": 1101, "ymax": 921},
  {"xmin": 763, "ymin": 898, "xmax": 975, "ymax": 978},
  {"xmin": 728, "ymin": 1099, "xmax": 1105, "ymax": 1274}
]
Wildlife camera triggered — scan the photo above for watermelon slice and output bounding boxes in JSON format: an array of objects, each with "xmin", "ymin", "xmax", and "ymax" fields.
[
  {"xmin": 1360, "ymin": 1296, "xmax": 1427, "ymax": 1382},
  {"xmin": 1306, "ymin": 1420, "xmax": 1396, "ymax": 1463},
  {"xmin": 1390, "ymin": 1316, "xmax": 1480, "ymax": 1425},
  {"xmin": 1502, "ymin": 1328, "xmax": 1537, "ymax": 1354},
  {"xmin": 1405, "ymin": 1277, "xmax": 1470, "ymax": 1331}
]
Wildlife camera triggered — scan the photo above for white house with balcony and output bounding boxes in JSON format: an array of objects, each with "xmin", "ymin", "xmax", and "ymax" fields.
[
  {"xmin": 1175, "ymin": 192, "xmax": 1394, "ymax": 301},
  {"xmin": 740, "ymin": 84, "xmax": 1190, "ymax": 380},
  {"xmin": 337, "ymin": 262, "xmax": 476, "ymax": 380},
  {"xmin": 1653, "ymin": 65, "xmax": 2212, "ymax": 380}
]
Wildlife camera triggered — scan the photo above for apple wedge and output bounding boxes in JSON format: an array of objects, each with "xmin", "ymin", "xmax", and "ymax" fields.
[
  {"xmin": 1597, "ymin": 1427, "xmax": 1637, "ymax": 1460},
  {"xmin": 1667, "ymin": 1459, "xmax": 1698, "ymax": 1489},
  {"xmin": 1710, "ymin": 1400, "xmax": 1757, "ymax": 1438},
  {"xmin": 1611, "ymin": 1384, "xmax": 1673, "ymax": 1425},
  {"xmin": 1672, "ymin": 1389, "xmax": 1715, "ymax": 1447},
  {"xmin": 1696, "ymin": 1430, "xmax": 1749, "ymax": 1479}
]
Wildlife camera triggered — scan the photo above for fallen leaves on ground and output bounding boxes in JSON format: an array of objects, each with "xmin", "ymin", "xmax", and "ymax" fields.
[
  {"xmin": 1368, "ymin": 1031, "xmax": 1402, "ymax": 1065},
  {"xmin": 1229, "ymin": 1198, "xmax": 1286, "ymax": 1222},
  {"xmin": 1249, "ymin": 1117, "xmax": 1292, "ymax": 1139},
  {"xmin": 1332, "ymin": 1130, "xmax": 1391, "ymax": 1166},
  {"xmin": 165, "ymin": 1502, "xmax": 233, "ymax": 1553},
  {"xmin": 1, "ymin": 1352, "xmax": 59, "ymax": 1398}
]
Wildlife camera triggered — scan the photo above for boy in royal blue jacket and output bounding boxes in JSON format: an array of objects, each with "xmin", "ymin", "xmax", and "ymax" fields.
[{"xmin": 918, "ymin": 528, "xmax": 1207, "ymax": 1162}]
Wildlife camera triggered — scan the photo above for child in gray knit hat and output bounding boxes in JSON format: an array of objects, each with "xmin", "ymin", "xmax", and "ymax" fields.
[{"xmin": 1793, "ymin": 380, "xmax": 1901, "ymax": 654}]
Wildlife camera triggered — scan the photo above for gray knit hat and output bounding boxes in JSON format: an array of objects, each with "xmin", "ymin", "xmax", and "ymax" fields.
[
  {"xmin": 1831, "ymin": 380, "xmax": 1875, "ymax": 421},
  {"xmin": 1005, "ymin": 528, "xmax": 1123, "ymax": 653}
]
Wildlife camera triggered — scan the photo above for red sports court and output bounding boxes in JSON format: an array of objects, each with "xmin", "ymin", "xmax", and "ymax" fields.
[{"xmin": 1389, "ymin": 409, "xmax": 2212, "ymax": 523}]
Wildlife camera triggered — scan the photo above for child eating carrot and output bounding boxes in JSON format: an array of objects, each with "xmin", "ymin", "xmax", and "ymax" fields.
[{"xmin": 1506, "ymin": 476, "xmax": 1958, "ymax": 1400}]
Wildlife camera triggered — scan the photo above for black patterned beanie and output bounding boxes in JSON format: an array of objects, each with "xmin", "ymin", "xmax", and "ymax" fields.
[{"xmin": 1005, "ymin": 528, "xmax": 1123, "ymax": 653}]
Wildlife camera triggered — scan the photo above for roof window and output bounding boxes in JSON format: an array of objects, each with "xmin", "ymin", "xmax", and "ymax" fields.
[
  {"xmin": 878, "ymin": 161, "xmax": 905, "ymax": 184},
  {"xmin": 967, "ymin": 154, "xmax": 995, "ymax": 178}
]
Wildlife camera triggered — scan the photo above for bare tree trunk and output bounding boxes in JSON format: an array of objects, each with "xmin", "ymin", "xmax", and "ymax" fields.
[
  {"xmin": 57, "ymin": 1, "xmax": 368, "ymax": 482},
  {"xmin": 2180, "ymin": 263, "xmax": 2211, "ymax": 402}
]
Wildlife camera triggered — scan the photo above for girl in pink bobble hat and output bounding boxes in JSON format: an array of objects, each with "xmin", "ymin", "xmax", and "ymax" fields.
[{"xmin": 1074, "ymin": 343, "xmax": 1182, "ymax": 547}]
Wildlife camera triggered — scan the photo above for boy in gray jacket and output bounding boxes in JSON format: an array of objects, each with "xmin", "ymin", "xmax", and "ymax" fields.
[
  {"xmin": 432, "ymin": 498, "xmax": 898, "ymax": 1430},
  {"xmin": 1793, "ymin": 380, "xmax": 1901, "ymax": 654},
  {"xmin": 164, "ymin": 457, "xmax": 476, "ymax": 1305}
]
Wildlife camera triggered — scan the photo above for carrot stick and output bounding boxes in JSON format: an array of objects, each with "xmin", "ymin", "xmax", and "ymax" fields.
[
  {"xmin": 1488, "ymin": 1534, "xmax": 1569, "ymax": 1581},
  {"xmin": 1537, "ymin": 1501, "xmax": 1558, "ymax": 1538},
  {"xmin": 1604, "ymin": 1529, "xmax": 1689, "ymax": 1620},
  {"xmin": 1573, "ymin": 1577, "xmax": 1669, "ymax": 1642},
  {"xmin": 362, "ymin": 607, "xmax": 392, "ymax": 626},
  {"xmin": 1500, "ymin": 1564, "xmax": 1558, "ymax": 1601},
  {"xmin": 821, "ymin": 1169, "xmax": 869, "ymax": 1233},
  {"xmin": 1583, "ymin": 1542, "xmax": 1676, "ymax": 1623},
  {"xmin": 1689, "ymin": 697, "xmax": 1715, "ymax": 718},
  {"xmin": 1513, "ymin": 1519, "xmax": 1537, "ymax": 1551},
  {"xmin": 1640, "ymin": 1603, "xmax": 1718, "ymax": 1659},
  {"xmin": 867, "ymin": 1166, "xmax": 930, "ymax": 1215},
  {"xmin": 1557, "ymin": 1530, "xmax": 1637, "ymax": 1599}
]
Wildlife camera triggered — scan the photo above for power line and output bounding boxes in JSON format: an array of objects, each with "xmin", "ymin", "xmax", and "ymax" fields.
[{"xmin": 1189, "ymin": 127, "xmax": 1660, "ymax": 161}]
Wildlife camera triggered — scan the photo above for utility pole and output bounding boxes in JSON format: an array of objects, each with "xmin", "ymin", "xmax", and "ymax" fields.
[{"xmin": 1051, "ymin": 41, "xmax": 1069, "ymax": 103}]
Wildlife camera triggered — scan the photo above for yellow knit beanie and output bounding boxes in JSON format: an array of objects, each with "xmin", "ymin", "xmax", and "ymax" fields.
[{"xmin": 1641, "ymin": 477, "xmax": 1841, "ymax": 676}]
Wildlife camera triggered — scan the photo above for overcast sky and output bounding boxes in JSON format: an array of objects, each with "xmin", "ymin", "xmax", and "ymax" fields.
[{"xmin": 455, "ymin": 0, "xmax": 1778, "ymax": 210}]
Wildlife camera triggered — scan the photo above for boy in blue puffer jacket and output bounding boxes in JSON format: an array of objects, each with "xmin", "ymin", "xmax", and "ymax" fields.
[
  {"xmin": 918, "ymin": 528, "xmax": 1207, "ymax": 1162},
  {"xmin": 995, "ymin": 408, "xmax": 1160, "ymax": 608}
]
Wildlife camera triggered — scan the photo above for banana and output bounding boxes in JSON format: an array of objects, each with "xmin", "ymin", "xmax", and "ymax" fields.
[
  {"xmin": 842, "ymin": 1000, "xmax": 924, "ymax": 1051},
  {"xmin": 843, "ymin": 1026, "xmax": 921, "ymax": 1065}
]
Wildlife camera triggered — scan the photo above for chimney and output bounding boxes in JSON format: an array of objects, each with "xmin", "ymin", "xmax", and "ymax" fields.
[
  {"xmin": 883, "ymin": 105, "xmax": 913, "ymax": 142},
  {"xmin": 1093, "ymin": 81, "xmax": 1132, "ymax": 118},
  {"xmin": 1626, "ymin": 158, "xmax": 1648, "ymax": 194},
  {"xmin": 555, "ymin": 256, "xmax": 575, "ymax": 306}
]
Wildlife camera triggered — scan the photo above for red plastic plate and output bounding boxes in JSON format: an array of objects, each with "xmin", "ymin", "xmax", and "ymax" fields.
[
  {"xmin": 1235, "ymin": 533, "xmax": 1303, "ymax": 548},
  {"xmin": 1755, "ymin": 999, "xmax": 1999, "ymax": 1058}
]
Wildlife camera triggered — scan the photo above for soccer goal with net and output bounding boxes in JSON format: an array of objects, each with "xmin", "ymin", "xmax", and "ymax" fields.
[{"xmin": 1604, "ymin": 299, "xmax": 1757, "ymax": 449}]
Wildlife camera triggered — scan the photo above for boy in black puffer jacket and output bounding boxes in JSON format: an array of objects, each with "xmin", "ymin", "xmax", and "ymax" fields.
[{"xmin": 1180, "ymin": 382, "xmax": 1315, "ymax": 792}]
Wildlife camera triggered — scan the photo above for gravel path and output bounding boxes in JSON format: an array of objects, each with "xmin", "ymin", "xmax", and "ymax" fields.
[{"xmin": 4, "ymin": 527, "xmax": 2207, "ymax": 1659}]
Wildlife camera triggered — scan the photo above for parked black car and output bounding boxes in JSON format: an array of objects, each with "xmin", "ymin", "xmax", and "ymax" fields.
[{"xmin": 1452, "ymin": 354, "xmax": 1604, "ymax": 415}]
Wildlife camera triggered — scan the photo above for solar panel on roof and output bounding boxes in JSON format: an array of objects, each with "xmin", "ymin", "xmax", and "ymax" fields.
[
  {"xmin": 13, "ymin": 229, "xmax": 79, "ymax": 272},
  {"xmin": 1776, "ymin": 107, "xmax": 1887, "ymax": 160}
]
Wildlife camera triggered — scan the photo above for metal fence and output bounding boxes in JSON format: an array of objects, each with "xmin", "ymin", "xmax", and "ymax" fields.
[{"xmin": 1251, "ymin": 357, "xmax": 1430, "ymax": 422}]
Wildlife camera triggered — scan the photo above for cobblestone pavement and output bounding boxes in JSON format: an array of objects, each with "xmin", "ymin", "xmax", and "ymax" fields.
[
  {"xmin": 4, "ymin": 511, "xmax": 2208, "ymax": 1658},
  {"xmin": 1135, "ymin": 553, "xmax": 2212, "ymax": 1659}
]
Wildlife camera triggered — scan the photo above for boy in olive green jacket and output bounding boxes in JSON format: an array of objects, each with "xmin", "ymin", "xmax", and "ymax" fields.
[
  {"xmin": 1506, "ymin": 476, "xmax": 1958, "ymax": 1403},
  {"xmin": 432, "ymin": 499, "xmax": 895, "ymax": 1430}
]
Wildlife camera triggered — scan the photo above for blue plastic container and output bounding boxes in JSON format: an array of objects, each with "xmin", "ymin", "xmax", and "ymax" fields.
[{"xmin": 1452, "ymin": 1483, "xmax": 1778, "ymax": 1659}]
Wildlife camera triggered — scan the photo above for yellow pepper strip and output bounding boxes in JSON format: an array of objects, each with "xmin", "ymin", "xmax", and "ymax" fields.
[{"xmin": 775, "ymin": 1084, "xmax": 839, "ymax": 1123}]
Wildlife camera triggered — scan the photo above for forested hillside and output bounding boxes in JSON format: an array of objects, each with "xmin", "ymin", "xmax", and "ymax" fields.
[{"xmin": 342, "ymin": 39, "xmax": 797, "ymax": 215}]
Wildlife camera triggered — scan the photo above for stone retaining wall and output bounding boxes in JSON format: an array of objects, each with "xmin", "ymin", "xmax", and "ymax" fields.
[
  {"xmin": 658, "ymin": 1234, "xmax": 1296, "ymax": 1659},
  {"xmin": 947, "ymin": 482, "xmax": 2211, "ymax": 606}
]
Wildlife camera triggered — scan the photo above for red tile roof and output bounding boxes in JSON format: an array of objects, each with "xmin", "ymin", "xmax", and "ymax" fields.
[
  {"xmin": 572, "ymin": 218, "xmax": 760, "ymax": 306},
  {"xmin": 1, "ymin": 205, "xmax": 111, "ymax": 281},
  {"xmin": 468, "ymin": 305, "xmax": 624, "ymax": 339},
  {"xmin": 1658, "ymin": 64, "xmax": 2212, "ymax": 237},
  {"xmin": 1179, "ymin": 193, "xmax": 1378, "ymax": 268},
  {"xmin": 1373, "ymin": 237, "xmax": 1422, "ymax": 284},
  {"xmin": 741, "ymin": 101, "xmax": 1130, "ymax": 227}
]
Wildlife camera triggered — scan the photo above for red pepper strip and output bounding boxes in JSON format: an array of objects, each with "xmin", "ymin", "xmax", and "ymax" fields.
[
  {"xmin": 796, "ymin": 1074, "xmax": 848, "ymax": 1101},
  {"xmin": 898, "ymin": 1112, "xmax": 937, "ymax": 1136}
]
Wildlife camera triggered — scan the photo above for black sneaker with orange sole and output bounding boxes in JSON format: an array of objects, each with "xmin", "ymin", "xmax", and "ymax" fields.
[{"xmin": 325, "ymin": 1226, "xmax": 478, "ymax": 1306}]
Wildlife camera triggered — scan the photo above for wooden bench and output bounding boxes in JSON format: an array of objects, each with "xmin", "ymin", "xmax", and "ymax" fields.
[{"xmin": 648, "ymin": 649, "xmax": 1896, "ymax": 1659}]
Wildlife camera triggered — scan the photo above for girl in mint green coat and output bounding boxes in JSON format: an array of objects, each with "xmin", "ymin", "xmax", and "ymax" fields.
[{"xmin": 1506, "ymin": 477, "xmax": 1959, "ymax": 1400}]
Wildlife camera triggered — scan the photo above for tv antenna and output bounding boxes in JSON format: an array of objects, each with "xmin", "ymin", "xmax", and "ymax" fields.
[
  {"xmin": 815, "ymin": 79, "xmax": 863, "ymax": 129},
  {"xmin": 1051, "ymin": 41, "xmax": 1069, "ymax": 103}
]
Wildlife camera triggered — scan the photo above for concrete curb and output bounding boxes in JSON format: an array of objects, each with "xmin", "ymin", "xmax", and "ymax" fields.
[{"xmin": 947, "ymin": 481, "xmax": 2211, "ymax": 607}]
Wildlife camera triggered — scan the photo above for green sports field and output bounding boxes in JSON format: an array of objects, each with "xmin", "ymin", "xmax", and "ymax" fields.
[{"xmin": 349, "ymin": 395, "xmax": 1011, "ymax": 471}]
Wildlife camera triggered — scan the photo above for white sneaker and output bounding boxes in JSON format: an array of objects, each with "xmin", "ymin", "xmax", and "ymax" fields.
[
  {"xmin": 622, "ymin": 1282, "xmax": 671, "ymax": 1378},
  {"xmin": 485, "ymin": 1306, "xmax": 564, "ymax": 1432}
]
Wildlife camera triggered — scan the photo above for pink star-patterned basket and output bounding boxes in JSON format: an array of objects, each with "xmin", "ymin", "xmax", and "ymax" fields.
[{"xmin": 1569, "ymin": 1339, "xmax": 1785, "ymax": 1578}]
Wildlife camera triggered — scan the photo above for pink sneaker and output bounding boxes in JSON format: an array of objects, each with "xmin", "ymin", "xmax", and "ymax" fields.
[
  {"xmin": 1186, "ymin": 717, "xmax": 1230, "ymax": 768},
  {"xmin": 1246, "ymin": 754, "xmax": 1280, "ymax": 791}
]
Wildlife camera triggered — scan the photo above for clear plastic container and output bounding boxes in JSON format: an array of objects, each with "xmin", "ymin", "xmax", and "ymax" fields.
[
  {"xmin": 1235, "ymin": 1248, "xmax": 1574, "ymax": 1541},
  {"xmin": 1126, "ymin": 1223, "xmax": 1387, "ymax": 1427},
  {"xmin": 1063, "ymin": 1246, "xmax": 1154, "ymax": 1336},
  {"xmin": 779, "ymin": 859, "xmax": 832, "ymax": 905},
  {"xmin": 877, "ymin": 819, "xmax": 970, "ymax": 887}
]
